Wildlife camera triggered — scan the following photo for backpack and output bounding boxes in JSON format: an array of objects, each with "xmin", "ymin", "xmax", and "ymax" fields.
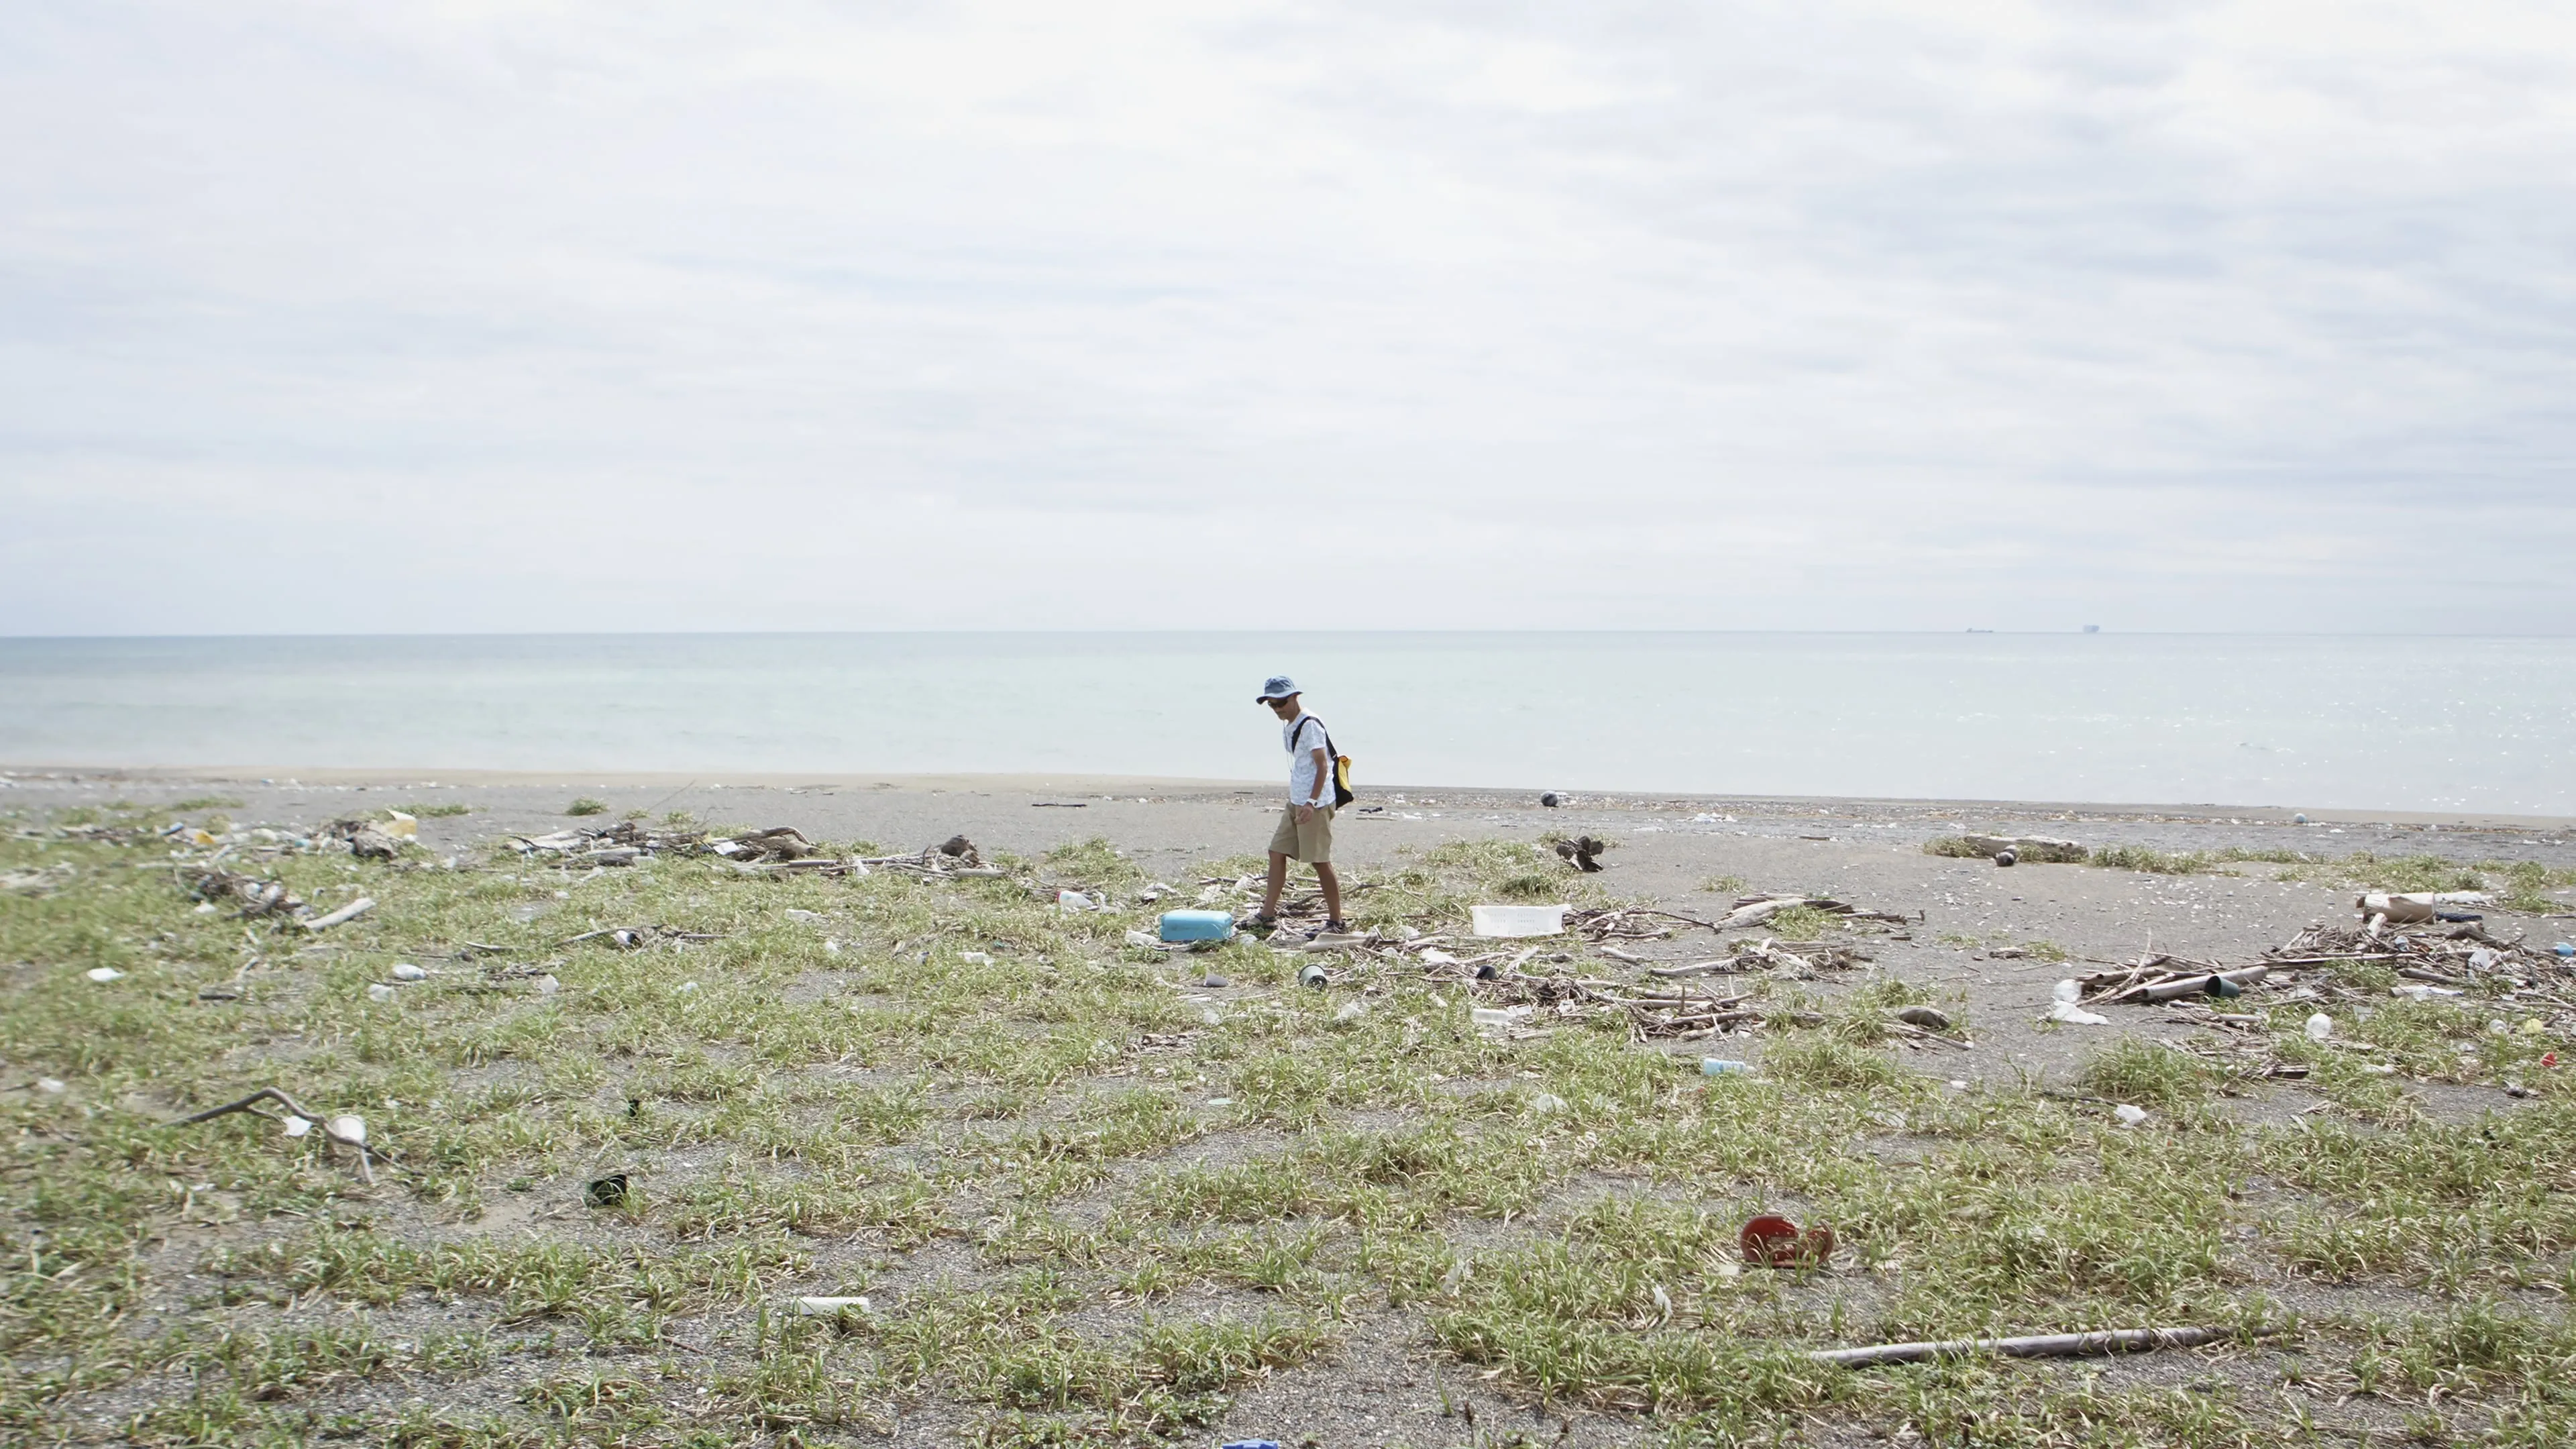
[{"xmin": 1291, "ymin": 716, "xmax": 1356, "ymax": 808}]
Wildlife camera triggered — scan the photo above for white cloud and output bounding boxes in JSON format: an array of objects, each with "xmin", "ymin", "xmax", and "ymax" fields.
[{"xmin": 2, "ymin": 0, "xmax": 2571, "ymax": 634}]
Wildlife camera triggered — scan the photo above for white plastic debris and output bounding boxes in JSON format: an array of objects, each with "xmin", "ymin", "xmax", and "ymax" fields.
[
  {"xmin": 2047, "ymin": 1001, "xmax": 2109, "ymax": 1026},
  {"xmin": 676, "ymin": 980, "xmax": 698, "ymax": 994},
  {"xmin": 2305, "ymin": 1012, "xmax": 2334, "ymax": 1042},
  {"xmin": 795, "ymin": 1295, "xmax": 871, "ymax": 1316},
  {"xmin": 1470, "ymin": 1006, "xmax": 1527, "ymax": 1031},
  {"xmin": 367, "ymin": 983, "xmax": 397, "ymax": 1002},
  {"xmin": 1057, "ymin": 890, "xmax": 1093, "ymax": 913},
  {"xmin": 1531, "ymin": 1092, "xmax": 1568, "ymax": 1114},
  {"xmin": 36, "ymin": 1077, "xmax": 65, "ymax": 1095},
  {"xmin": 2392, "ymin": 983, "xmax": 2461, "ymax": 1000},
  {"xmin": 1471, "ymin": 904, "xmax": 1568, "ymax": 938},
  {"xmin": 382, "ymin": 812, "xmax": 419, "ymax": 839},
  {"xmin": 1334, "ymin": 1000, "xmax": 1366, "ymax": 1023},
  {"xmin": 535, "ymin": 974, "xmax": 560, "ymax": 995},
  {"xmin": 1201, "ymin": 1008, "xmax": 1222, "ymax": 1026},
  {"xmin": 1419, "ymin": 948, "xmax": 1460, "ymax": 966},
  {"xmin": 326, "ymin": 1114, "xmax": 367, "ymax": 1144},
  {"xmin": 86, "ymin": 967, "xmax": 124, "ymax": 983},
  {"xmin": 2113, "ymin": 1104, "xmax": 2148, "ymax": 1126},
  {"xmin": 1651, "ymin": 1283, "xmax": 1673, "ymax": 1317},
  {"xmin": 2051, "ymin": 979, "xmax": 2082, "ymax": 1004},
  {"xmin": 193, "ymin": 901, "xmax": 217, "ymax": 915},
  {"xmin": 1204, "ymin": 1097, "xmax": 1233, "ymax": 1108},
  {"xmin": 824, "ymin": 938, "xmax": 842, "ymax": 954},
  {"xmin": 282, "ymin": 1115, "xmax": 312, "ymax": 1137},
  {"xmin": 784, "ymin": 908, "xmax": 823, "ymax": 922},
  {"xmin": 961, "ymin": 952, "xmax": 994, "ymax": 965},
  {"xmin": 1124, "ymin": 930, "xmax": 1161, "ymax": 949},
  {"xmin": 390, "ymin": 962, "xmax": 427, "ymax": 981}
]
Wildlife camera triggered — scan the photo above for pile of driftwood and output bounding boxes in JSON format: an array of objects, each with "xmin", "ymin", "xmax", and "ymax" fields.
[
  {"xmin": 515, "ymin": 819, "xmax": 708, "ymax": 868},
  {"xmin": 1569, "ymin": 906, "xmax": 1703, "ymax": 942},
  {"xmin": 1617, "ymin": 938, "xmax": 1873, "ymax": 979},
  {"xmin": 1612, "ymin": 984, "xmax": 1762, "ymax": 1040},
  {"xmin": 2273, "ymin": 921, "xmax": 2562, "ymax": 974},
  {"xmin": 1711, "ymin": 894, "xmax": 1913, "ymax": 931},
  {"xmin": 184, "ymin": 865, "xmax": 305, "ymax": 920},
  {"xmin": 2064, "ymin": 957, "xmax": 2272, "ymax": 1008},
  {"xmin": 853, "ymin": 836, "xmax": 1006, "ymax": 879}
]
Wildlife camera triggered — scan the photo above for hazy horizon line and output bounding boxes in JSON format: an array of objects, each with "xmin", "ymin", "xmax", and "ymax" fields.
[{"xmin": 6, "ymin": 627, "xmax": 2576, "ymax": 643}]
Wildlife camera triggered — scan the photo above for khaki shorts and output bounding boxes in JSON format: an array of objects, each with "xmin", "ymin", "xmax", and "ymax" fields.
[{"xmin": 1267, "ymin": 804, "xmax": 1335, "ymax": 864}]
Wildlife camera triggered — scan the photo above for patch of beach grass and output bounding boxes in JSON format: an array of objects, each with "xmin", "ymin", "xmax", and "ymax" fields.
[
  {"xmin": 5, "ymin": 802, "xmax": 2575, "ymax": 1444},
  {"xmin": 1761, "ymin": 904, "xmax": 1837, "ymax": 941},
  {"xmin": 564, "ymin": 797, "xmax": 608, "ymax": 816}
]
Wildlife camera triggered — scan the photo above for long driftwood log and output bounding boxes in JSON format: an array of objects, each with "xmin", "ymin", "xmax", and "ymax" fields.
[{"xmin": 1810, "ymin": 1324, "xmax": 2240, "ymax": 1368}]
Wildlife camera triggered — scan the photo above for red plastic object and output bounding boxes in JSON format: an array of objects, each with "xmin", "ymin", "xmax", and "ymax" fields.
[
  {"xmin": 2543, "ymin": 1053, "xmax": 2559, "ymax": 1069},
  {"xmin": 1740, "ymin": 1214, "xmax": 1836, "ymax": 1267},
  {"xmin": 1739, "ymin": 1214, "xmax": 1799, "ymax": 1264}
]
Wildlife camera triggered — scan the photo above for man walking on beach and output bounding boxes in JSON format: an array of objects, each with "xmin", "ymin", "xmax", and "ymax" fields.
[{"xmin": 1253, "ymin": 676, "xmax": 1345, "ymax": 935}]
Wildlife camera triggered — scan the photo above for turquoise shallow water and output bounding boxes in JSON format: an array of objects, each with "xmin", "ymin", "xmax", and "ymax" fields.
[{"xmin": 1, "ymin": 633, "xmax": 2571, "ymax": 814}]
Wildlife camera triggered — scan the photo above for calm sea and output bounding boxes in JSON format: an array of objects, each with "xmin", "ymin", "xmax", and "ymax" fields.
[{"xmin": 1, "ymin": 633, "xmax": 2570, "ymax": 814}]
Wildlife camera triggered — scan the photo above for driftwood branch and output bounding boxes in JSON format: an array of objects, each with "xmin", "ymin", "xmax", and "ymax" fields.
[
  {"xmin": 177, "ymin": 1086, "xmax": 321, "ymax": 1126},
  {"xmin": 301, "ymin": 897, "xmax": 376, "ymax": 932},
  {"xmin": 1810, "ymin": 1324, "xmax": 2246, "ymax": 1368},
  {"xmin": 176, "ymin": 1087, "xmax": 378, "ymax": 1183}
]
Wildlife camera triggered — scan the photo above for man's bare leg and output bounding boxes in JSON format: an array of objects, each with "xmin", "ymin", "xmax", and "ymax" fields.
[
  {"xmin": 1316, "ymin": 862, "xmax": 1343, "ymax": 924},
  {"xmin": 1260, "ymin": 851, "xmax": 1289, "ymax": 920}
]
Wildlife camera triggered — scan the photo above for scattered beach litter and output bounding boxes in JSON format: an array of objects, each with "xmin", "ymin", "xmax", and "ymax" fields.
[
  {"xmin": 1, "ymin": 863, "xmax": 76, "ymax": 896},
  {"xmin": 184, "ymin": 866, "xmax": 305, "ymax": 919},
  {"xmin": 585, "ymin": 1174, "xmax": 629, "ymax": 1208},
  {"xmin": 2356, "ymin": 890, "xmax": 2492, "ymax": 929},
  {"xmin": 2047, "ymin": 980, "xmax": 2110, "ymax": 1025},
  {"xmin": 1710, "ymin": 894, "xmax": 1911, "ymax": 932}
]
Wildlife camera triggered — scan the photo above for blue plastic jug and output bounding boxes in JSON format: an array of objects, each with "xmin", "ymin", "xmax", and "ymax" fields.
[{"xmin": 1158, "ymin": 910, "xmax": 1235, "ymax": 943}]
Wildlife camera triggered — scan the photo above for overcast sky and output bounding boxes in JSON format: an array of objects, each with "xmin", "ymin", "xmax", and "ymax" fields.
[{"xmin": 3, "ymin": 1, "xmax": 2571, "ymax": 635}]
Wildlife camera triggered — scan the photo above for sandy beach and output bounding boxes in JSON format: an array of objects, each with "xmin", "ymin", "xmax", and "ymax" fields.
[
  {"xmin": 13, "ymin": 764, "xmax": 2576, "ymax": 1093},
  {"xmin": 7, "ymin": 765, "xmax": 2575, "ymax": 1444}
]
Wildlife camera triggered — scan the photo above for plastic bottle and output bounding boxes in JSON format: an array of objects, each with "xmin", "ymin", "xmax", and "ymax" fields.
[{"xmin": 1701, "ymin": 1058, "xmax": 1752, "ymax": 1077}]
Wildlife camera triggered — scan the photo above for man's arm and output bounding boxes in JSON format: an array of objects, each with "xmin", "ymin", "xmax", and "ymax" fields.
[{"xmin": 1298, "ymin": 745, "xmax": 1330, "ymax": 820}]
